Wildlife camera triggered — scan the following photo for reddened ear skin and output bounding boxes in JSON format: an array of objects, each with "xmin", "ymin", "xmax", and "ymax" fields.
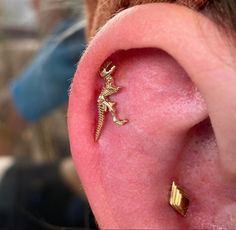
[{"xmin": 68, "ymin": 3, "xmax": 236, "ymax": 229}]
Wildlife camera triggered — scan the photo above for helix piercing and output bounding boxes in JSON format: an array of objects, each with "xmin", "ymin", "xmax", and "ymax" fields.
[{"xmin": 95, "ymin": 61, "xmax": 128, "ymax": 141}]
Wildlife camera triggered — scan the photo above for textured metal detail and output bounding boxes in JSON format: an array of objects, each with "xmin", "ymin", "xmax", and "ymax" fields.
[
  {"xmin": 95, "ymin": 61, "xmax": 128, "ymax": 141},
  {"xmin": 169, "ymin": 181, "xmax": 190, "ymax": 216}
]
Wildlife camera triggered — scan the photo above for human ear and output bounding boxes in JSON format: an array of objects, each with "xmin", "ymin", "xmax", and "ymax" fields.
[{"xmin": 68, "ymin": 3, "xmax": 236, "ymax": 229}]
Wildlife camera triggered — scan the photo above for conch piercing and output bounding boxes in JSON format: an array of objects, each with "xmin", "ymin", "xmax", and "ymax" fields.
[
  {"xmin": 95, "ymin": 61, "xmax": 128, "ymax": 141},
  {"xmin": 169, "ymin": 181, "xmax": 190, "ymax": 216}
]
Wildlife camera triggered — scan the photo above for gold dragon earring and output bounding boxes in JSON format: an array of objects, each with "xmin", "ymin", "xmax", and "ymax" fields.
[{"xmin": 95, "ymin": 61, "xmax": 128, "ymax": 141}]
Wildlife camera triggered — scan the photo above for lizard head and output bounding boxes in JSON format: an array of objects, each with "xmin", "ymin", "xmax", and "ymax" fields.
[{"xmin": 100, "ymin": 61, "xmax": 116, "ymax": 79}]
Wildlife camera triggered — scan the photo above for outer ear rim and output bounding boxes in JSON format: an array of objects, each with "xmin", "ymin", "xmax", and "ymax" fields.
[{"xmin": 70, "ymin": 2, "xmax": 236, "ymax": 174}]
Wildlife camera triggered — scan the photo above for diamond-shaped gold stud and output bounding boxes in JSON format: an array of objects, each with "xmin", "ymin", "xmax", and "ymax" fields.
[{"xmin": 169, "ymin": 181, "xmax": 190, "ymax": 216}]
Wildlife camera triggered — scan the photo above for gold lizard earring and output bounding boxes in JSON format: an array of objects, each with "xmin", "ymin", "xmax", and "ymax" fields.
[
  {"xmin": 169, "ymin": 181, "xmax": 190, "ymax": 216},
  {"xmin": 95, "ymin": 61, "xmax": 128, "ymax": 141}
]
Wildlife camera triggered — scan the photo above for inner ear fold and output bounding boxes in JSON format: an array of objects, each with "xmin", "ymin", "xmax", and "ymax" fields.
[{"xmin": 99, "ymin": 48, "xmax": 208, "ymax": 142}]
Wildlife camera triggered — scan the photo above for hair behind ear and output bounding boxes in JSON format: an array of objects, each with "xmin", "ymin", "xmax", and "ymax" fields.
[{"xmin": 206, "ymin": 0, "xmax": 236, "ymax": 35}]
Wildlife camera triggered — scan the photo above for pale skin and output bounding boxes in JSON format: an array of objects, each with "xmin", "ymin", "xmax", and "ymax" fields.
[{"xmin": 68, "ymin": 3, "xmax": 236, "ymax": 229}]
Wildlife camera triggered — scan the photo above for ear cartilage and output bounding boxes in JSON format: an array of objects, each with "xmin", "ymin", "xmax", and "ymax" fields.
[
  {"xmin": 95, "ymin": 61, "xmax": 128, "ymax": 141},
  {"xmin": 169, "ymin": 181, "xmax": 190, "ymax": 216}
]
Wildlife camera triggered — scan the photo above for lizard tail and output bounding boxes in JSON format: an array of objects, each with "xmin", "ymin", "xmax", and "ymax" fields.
[{"xmin": 95, "ymin": 105, "xmax": 105, "ymax": 141}]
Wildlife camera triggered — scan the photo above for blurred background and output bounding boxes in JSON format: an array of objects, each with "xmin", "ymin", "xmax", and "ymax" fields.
[{"xmin": 0, "ymin": 0, "xmax": 96, "ymax": 229}]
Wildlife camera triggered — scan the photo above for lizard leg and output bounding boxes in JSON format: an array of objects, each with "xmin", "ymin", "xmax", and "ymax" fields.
[
  {"xmin": 103, "ymin": 100, "xmax": 115, "ymax": 112},
  {"xmin": 103, "ymin": 100, "xmax": 128, "ymax": 125},
  {"xmin": 110, "ymin": 110, "xmax": 128, "ymax": 126},
  {"xmin": 104, "ymin": 100, "xmax": 128, "ymax": 125}
]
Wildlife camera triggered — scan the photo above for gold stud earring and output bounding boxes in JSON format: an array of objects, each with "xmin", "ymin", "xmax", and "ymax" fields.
[
  {"xmin": 169, "ymin": 181, "xmax": 190, "ymax": 216},
  {"xmin": 95, "ymin": 61, "xmax": 128, "ymax": 141}
]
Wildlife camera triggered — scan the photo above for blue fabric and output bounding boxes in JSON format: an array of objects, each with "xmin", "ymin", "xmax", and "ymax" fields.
[{"xmin": 10, "ymin": 18, "xmax": 85, "ymax": 122}]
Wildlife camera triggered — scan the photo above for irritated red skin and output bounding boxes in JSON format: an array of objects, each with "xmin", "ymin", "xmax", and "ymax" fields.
[{"xmin": 68, "ymin": 4, "xmax": 236, "ymax": 229}]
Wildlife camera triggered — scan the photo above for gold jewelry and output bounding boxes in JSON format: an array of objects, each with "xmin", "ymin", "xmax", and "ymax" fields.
[
  {"xmin": 169, "ymin": 181, "xmax": 189, "ymax": 216},
  {"xmin": 95, "ymin": 61, "xmax": 128, "ymax": 141}
]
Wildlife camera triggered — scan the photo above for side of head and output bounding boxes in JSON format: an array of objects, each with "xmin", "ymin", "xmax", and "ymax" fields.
[{"xmin": 68, "ymin": 1, "xmax": 236, "ymax": 229}]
